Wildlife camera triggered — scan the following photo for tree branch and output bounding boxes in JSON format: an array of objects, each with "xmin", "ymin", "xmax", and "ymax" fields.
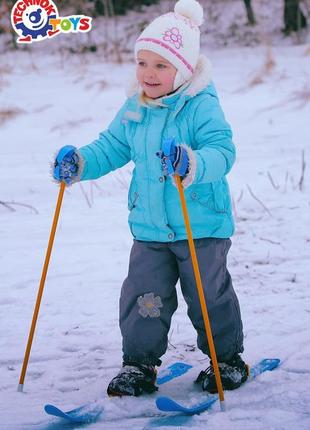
[
  {"xmin": 298, "ymin": 149, "xmax": 306, "ymax": 191},
  {"xmin": 246, "ymin": 185, "xmax": 273, "ymax": 217},
  {"xmin": 0, "ymin": 200, "xmax": 38, "ymax": 214}
]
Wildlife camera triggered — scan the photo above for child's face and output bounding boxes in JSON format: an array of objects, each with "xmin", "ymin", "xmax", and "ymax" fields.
[{"xmin": 136, "ymin": 50, "xmax": 177, "ymax": 99}]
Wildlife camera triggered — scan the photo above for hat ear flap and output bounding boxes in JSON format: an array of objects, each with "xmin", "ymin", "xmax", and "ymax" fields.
[{"xmin": 173, "ymin": 70, "xmax": 186, "ymax": 90}]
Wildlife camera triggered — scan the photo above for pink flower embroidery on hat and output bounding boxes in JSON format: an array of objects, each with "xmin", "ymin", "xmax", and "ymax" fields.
[{"xmin": 162, "ymin": 27, "xmax": 183, "ymax": 49}]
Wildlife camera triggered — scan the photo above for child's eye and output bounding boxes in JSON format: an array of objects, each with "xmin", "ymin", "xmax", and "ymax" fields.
[
  {"xmin": 138, "ymin": 61, "xmax": 146, "ymax": 67},
  {"xmin": 157, "ymin": 64, "xmax": 167, "ymax": 69}
]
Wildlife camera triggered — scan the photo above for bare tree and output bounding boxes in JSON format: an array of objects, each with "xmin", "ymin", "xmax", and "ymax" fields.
[
  {"xmin": 283, "ymin": 0, "xmax": 307, "ymax": 35},
  {"xmin": 243, "ymin": 0, "xmax": 256, "ymax": 25}
]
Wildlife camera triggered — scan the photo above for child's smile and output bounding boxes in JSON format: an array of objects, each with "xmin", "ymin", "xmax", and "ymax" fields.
[{"xmin": 144, "ymin": 81, "xmax": 160, "ymax": 86}]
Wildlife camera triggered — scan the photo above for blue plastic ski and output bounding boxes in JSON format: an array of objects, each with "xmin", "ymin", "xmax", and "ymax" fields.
[
  {"xmin": 44, "ymin": 362, "xmax": 192, "ymax": 423},
  {"xmin": 156, "ymin": 358, "xmax": 281, "ymax": 415},
  {"xmin": 44, "ymin": 403, "xmax": 102, "ymax": 424},
  {"xmin": 157, "ymin": 362, "xmax": 192, "ymax": 385}
]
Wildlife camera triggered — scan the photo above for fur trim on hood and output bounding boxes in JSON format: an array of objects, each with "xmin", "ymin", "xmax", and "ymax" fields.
[{"xmin": 126, "ymin": 54, "xmax": 212, "ymax": 101}]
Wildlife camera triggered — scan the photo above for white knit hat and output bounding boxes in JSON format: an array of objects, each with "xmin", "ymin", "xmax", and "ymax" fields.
[{"xmin": 134, "ymin": 0, "xmax": 204, "ymax": 90}]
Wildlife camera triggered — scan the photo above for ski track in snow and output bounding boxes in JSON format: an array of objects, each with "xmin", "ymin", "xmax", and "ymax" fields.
[{"xmin": 0, "ymin": 44, "xmax": 310, "ymax": 429}]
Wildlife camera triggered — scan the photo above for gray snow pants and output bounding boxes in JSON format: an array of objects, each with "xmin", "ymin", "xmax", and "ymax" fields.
[{"xmin": 120, "ymin": 238, "xmax": 244, "ymax": 366}]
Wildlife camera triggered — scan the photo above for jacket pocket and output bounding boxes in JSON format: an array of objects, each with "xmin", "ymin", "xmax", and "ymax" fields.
[
  {"xmin": 211, "ymin": 182, "xmax": 227, "ymax": 213},
  {"xmin": 190, "ymin": 183, "xmax": 228, "ymax": 214},
  {"xmin": 191, "ymin": 191, "xmax": 228, "ymax": 213}
]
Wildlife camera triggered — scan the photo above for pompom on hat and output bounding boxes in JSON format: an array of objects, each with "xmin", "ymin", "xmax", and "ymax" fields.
[{"xmin": 134, "ymin": 0, "xmax": 204, "ymax": 90}]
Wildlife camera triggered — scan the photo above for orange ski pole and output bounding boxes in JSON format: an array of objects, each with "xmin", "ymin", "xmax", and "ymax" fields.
[
  {"xmin": 18, "ymin": 182, "xmax": 66, "ymax": 392},
  {"xmin": 175, "ymin": 175, "xmax": 225, "ymax": 409}
]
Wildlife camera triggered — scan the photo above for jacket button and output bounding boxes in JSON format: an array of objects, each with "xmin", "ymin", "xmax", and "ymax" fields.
[
  {"xmin": 159, "ymin": 176, "xmax": 164, "ymax": 182},
  {"xmin": 168, "ymin": 233, "xmax": 174, "ymax": 240}
]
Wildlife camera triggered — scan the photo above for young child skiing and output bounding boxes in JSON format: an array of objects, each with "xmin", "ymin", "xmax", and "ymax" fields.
[{"xmin": 53, "ymin": 0, "xmax": 247, "ymax": 397}]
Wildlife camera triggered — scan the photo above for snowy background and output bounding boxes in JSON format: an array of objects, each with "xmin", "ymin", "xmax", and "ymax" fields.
[{"xmin": 1, "ymin": 1, "xmax": 310, "ymax": 429}]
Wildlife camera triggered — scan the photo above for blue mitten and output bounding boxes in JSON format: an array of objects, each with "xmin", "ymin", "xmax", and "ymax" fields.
[
  {"xmin": 53, "ymin": 145, "xmax": 80, "ymax": 185},
  {"xmin": 157, "ymin": 138, "xmax": 189, "ymax": 177}
]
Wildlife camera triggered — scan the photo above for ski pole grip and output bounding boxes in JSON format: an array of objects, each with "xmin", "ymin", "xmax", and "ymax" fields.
[{"xmin": 162, "ymin": 138, "xmax": 176, "ymax": 175}]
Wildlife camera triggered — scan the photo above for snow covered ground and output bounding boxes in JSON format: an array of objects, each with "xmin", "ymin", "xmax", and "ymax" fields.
[{"xmin": 1, "ymin": 42, "xmax": 310, "ymax": 429}]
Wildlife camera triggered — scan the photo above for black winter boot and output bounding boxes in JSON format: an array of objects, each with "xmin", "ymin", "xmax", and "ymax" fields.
[
  {"xmin": 196, "ymin": 354, "xmax": 249, "ymax": 393},
  {"xmin": 107, "ymin": 362, "xmax": 157, "ymax": 397}
]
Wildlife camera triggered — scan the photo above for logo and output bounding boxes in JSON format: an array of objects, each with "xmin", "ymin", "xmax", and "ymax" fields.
[{"xmin": 11, "ymin": 0, "xmax": 92, "ymax": 43}]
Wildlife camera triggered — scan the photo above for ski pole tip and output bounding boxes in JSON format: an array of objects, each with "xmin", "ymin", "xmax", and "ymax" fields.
[
  {"xmin": 17, "ymin": 384, "xmax": 24, "ymax": 392},
  {"xmin": 220, "ymin": 400, "xmax": 226, "ymax": 412}
]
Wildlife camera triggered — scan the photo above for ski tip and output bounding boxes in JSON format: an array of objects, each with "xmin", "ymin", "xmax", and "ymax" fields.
[
  {"xmin": 249, "ymin": 358, "xmax": 281, "ymax": 379},
  {"xmin": 170, "ymin": 362, "xmax": 193, "ymax": 371},
  {"xmin": 44, "ymin": 404, "xmax": 64, "ymax": 417},
  {"xmin": 44, "ymin": 404, "xmax": 60, "ymax": 414},
  {"xmin": 261, "ymin": 358, "xmax": 281, "ymax": 370},
  {"xmin": 156, "ymin": 396, "xmax": 180, "ymax": 412},
  {"xmin": 157, "ymin": 362, "xmax": 192, "ymax": 385},
  {"xmin": 44, "ymin": 403, "xmax": 103, "ymax": 423},
  {"xmin": 156, "ymin": 395, "xmax": 217, "ymax": 415}
]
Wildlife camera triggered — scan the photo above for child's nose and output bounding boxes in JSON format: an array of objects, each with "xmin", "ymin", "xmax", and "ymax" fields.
[{"xmin": 145, "ymin": 67, "xmax": 156, "ymax": 78}]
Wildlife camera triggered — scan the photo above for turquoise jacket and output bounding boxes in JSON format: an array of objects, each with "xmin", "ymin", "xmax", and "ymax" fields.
[{"xmin": 79, "ymin": 64, "xmax": 235, "ymax": 242}]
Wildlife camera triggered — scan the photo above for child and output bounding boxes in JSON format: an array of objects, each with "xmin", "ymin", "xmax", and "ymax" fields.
[{"xmin": 53, "ymin": 0, "xmax": 247, "ymax": 397}]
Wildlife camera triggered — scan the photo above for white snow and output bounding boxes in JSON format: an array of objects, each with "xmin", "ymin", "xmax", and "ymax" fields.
[{"xmin": 1, "ymin": 38, "xmax": 310, "ymax": 430}]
